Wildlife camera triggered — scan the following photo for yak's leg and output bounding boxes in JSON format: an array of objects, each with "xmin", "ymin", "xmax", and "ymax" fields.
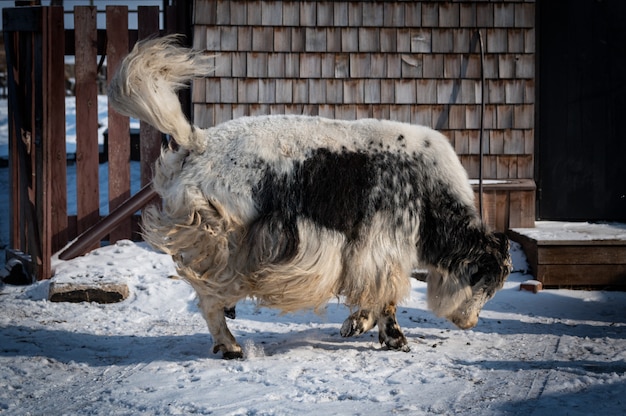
[
  {"xmin": 340, "ymin": 309, "xmax": 377, "ymax": 337},
  {"xmin": 377, "ymin": 303, "xmax": 410, "ymax": 352},
  {"xmin": 197, "ymin": 295, "xmax": 243, "ymax": 359}
]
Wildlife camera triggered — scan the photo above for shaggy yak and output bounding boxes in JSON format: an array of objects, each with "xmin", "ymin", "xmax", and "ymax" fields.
[{"xmin": 108, "ymin": 36, "xmax": 512, "ymax": 359}]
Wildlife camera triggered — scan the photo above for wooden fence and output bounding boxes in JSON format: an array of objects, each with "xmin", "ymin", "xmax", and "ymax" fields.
[{"xmin": 3, "ymin": 5, "xmax": 177, "ymax": 280}]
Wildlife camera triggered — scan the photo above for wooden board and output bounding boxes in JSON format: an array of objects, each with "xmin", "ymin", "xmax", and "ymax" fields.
[{"xmin": 508, "ymin": 222, "xmax": 626, "ymax": 288}]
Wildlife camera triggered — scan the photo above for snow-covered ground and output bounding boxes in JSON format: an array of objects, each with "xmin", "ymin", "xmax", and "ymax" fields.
[
  {"xmin": 2, "ymin": 97, "xmax": 626, "ymax": 415},
  {"xmin": 1, "ymin": 239, "xmax": 626, "ymax": 415}
]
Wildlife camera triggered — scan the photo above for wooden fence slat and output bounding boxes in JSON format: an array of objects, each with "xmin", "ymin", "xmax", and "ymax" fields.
[
  {"xmin": 74, "ymin": 6, "xmax": 100, "ymax": 241},
  {"xmin": 43, "ymin": 6, "xmax": 67, "ymax": 273},
  {"xmin": 106, "ymin": 6, "xmax": 131, "ymax": 243},
  {"xmin": 138, "ymin": 6, "xmax": 162, "ymax": 189}
]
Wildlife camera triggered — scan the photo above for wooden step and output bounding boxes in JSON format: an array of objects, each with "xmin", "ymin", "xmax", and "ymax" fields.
[{"xmin": 508, "ymin": 222, "xmax": 626, "ymax": 288}]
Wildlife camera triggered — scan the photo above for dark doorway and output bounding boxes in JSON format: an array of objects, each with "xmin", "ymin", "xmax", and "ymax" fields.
[{"xmin": 536, "ymin": 0, "xmax": 626, "ymax": 221}]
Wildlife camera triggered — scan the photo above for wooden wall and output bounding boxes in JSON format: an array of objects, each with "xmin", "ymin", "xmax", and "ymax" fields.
[{"xmin": 192, "ymin": 0, "xmax": 535, "ymax": 180}]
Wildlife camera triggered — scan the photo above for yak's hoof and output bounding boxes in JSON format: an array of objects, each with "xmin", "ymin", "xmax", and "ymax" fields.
[
  {"xmin": 222, "ymin": 350, "xmax": 244, "ymax": 360},
  {"xmin": 224, "ymin": 306, "xmax": 236, "ymax": 319},
  {"xmin": 340, "ymin": 310, "xmax": 376, "ymax": 338},
  {"xmin": 378, "ymin": 330, "xmax": 410, "ymax": 352},
  {"xmin": 213, "ymin": 343, "xmax": 243, "ymax": 360}
]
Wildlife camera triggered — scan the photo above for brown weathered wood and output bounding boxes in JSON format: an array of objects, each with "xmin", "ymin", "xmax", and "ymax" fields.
[
  {"xmin": 106, "ymin": 6, "xmax": 131, "ymax": 243},
  {"xmin": 538, "ymin": 246, "xmax": 626, "ymax": 265},
  {"xmin": 538, "ymin": 265, "xmax": 626, "ymax": 287},
  {"xmin": 74, "ymin": 6, "xmax": 100, "ymax": 243},
  {"xmin": 44, "ymin": 6, "xmax": 67, "ymax": 267},
  {"xmin": 138, "ymin": 6, "xmax": 162, "ymax": 190}
]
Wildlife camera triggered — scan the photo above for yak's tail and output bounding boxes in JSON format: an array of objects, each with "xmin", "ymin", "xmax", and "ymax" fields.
[{"xmin": 107, "ymin": 35, "xmax": 214, "ymax": 152}]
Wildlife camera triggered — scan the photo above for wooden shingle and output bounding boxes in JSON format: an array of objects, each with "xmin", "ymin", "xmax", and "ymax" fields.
[
  {"xmin": 359, "ymin": 28, "xmax": 380, "ymax": 52},
  {"xmin": 326, "ymin": 79, "xmax": 343, "ymax": 103},
  {"xmin": 284, "ymin": 53, "xmax": 300, "ymax": 77},
  {"xmin": 505, "ymin": 79, "xmax": 524, "ymax": 104},
  {"xmin": 423, "ymin": 54, "xmax": 443, "ymax": 78},
  {"xmin": 504, "ymin": 129, "xmax": 525, "ymax": 155},
  {"xmin": 308, "ymin": 79, "xmax": 326, "ymax": 104},
  {"xmin": 247, "ymin": 1, "xmax": 262, "ymax": 26},
  {"xmin": 275, "ymin": 79, "xmax": 292, "ymax": 103},
  {"xmin": 343, "ymin": 79, "xmax": 364, "ymax": 103},
  {"xmin": 268, "ymin": 53, "xmax": 285, "ymax": 77},
  {"xmin": 238, "ymin": 79, "xmax": 258, "ymax": 103},
  {"xmin": 237, "ymin": 26, "xmax": 252, "ymax": 50},
  {"xmin": 363, "ymin": 2, "xmax": 384, "ymax": 27},
  {"xmin": 261, "ymin": 1, "xmax": 282, "ymax": 26},
  {"xmin": 405, "ymin": 2, "xmax": 421, "ymax": 27},
  {"xmin": 439, "ymin": 3, "xmax": 459, "ymax": 28},
  {"xmin": 300, "ymin": 2, "xmax": 317, "ymax": 26},
  {"xmin": 282, "ymin": 1, "xmax": 299, "ymax": 26},
  {"xmin": 231, "ymin": 52, "xmax": 247, "ymax": 77},
  {"xmin": 411, "ymin": 29, "xmax": 432, "ymax": 53},
  {"xmin": 508, "ymin": 29, "xmax": 525, "ymax": 53},
  {"xmin": 476, "ymin": 3, "xmax": 494, "ymax": 28},
  {"xmin": 460, "ymin": 3, "xmax": 476, "ymax": 28},
  {"xmin": 496, "ymin": 105, "xmax": 514, "ymax": 129},
  {"xmin": 364, "ymin": 79, "xmax": 381, "ymax": 104},
  {"xmin": 341, "ymin": 28, "xmax": 358, "ymax": 52},
  {"xmin": 220, "ymin": 26, "xmax": 238, "ymax": 51},
  {"xmin": 395, "ymin": 80, "xmax": 417, "ymax": 104},
  {"xmin": 432, "ymin": 29, "xmax": 454, "ymax": 53},
  {"xmin": 412, "ymin": 105, "xmax": 432, "ymax": 127},
  {"xmin": 214, "ymin": 54, "xmax": 232, "ymax": 77},
  {"xmin": 334, "ymin": 54, "xmax": 349, "ymax": 78},
  {"xmin": 214, "ymin": 1, "xmax": 231, "ymax": 25},
  {"xmin": 348, "ymin": 2, "xmax": 362, "ymax": 26},
  {"xmin": 499, "ymin": 55, "xmax": 516, "ymax": 79},
  {"xmin": 259, "ymin": 79, "xmax": 276, "ymax": 104},
  {"xmin": 449, "ymin": 105, "xmax": 466, "ymax": 130},
  {"xmin": 317, "ymin": 2, "xmax": 334, "ymax": 26},
  {"xmin": 229, "ymin": 1, "xmax": 247, "ymax": 25},
  {"xmin": 416, "ymin": 79, "xmax": 437, "ymax": 104},
  {"xmin": 516, "ymin": 54, "xmax": 535, "ymax": 78},
  {"xmin": 327, "ymin": 28, "xmax": 342, "ymax": 52},
  {"xmin": 380, "ymin": 28, "xmax": 397, "ymax": 53},
  {"xmin": 252, "ymin": 26, "xmax": 273, "ymax": 51},
  {"xmin": 421, "ymin": 2, "xmax": 438, "ymax": 27},
  {"xmin": 371, "ymin": 53, "xmax": 387, "ymax": 78},
  {"xmin": 401, "ymin": 54, "xmax": 422, "ymax": 78},
  {"xmin": 247, "ymin": 52, "xmax": 268, "ymax": 77},
  {"xmin": 384, "ymin": 2, "xmax": 405, "ymax": 27},
  {"xmin": 300, "ymin": 53, "xmax": 321, "ymax": 78},
  {"xmin": 333, "ymin": 2, "xmax": 348, "ymax": 26},
  {"xmin": 487, "ymin": 29, "xmax": 507, "ymax": 53},
  {"xmin": 514, "ymin": 104, "xmax": 534, "ymax": 129},
  {"xmin": 515, "ymin": 3, "xmax": 535, "ymax": 28},
  {"xmin": 305, "ymin": 27, "xmax": 326, "ymax": 52},
  {"xmin": 273, "ymin": 27, "xmax": 291, "ymax": 52},
  {"xmin": 494, "ymin": 3, "xmax": 515, "ymax": 28},
  {"xmin": 216, "ymin": 78, "xmax": 234, "ymax": 104},
  {"xmin": 291, "ymin": 27, "xmax": 305, "ymax": 52}
]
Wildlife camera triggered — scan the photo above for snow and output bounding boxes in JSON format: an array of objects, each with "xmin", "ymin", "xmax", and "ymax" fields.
[
  {"xmin": 2, "ymin": 97, "xmax": 626, "ymax": 415},
  {"xmin": 511, "ymin": 221, "xmax": 626, "ymax": 243},
  {"xmin": 0, "ymin": 238, "xmax": 625, "ymax": 414}
]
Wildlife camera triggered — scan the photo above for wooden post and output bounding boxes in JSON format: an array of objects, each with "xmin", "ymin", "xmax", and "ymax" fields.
[
  {"xmin": 42, "ymin": 5, "xmax": 67, "ymax": 272},
  {"xmin": 106, "ymin": 6, "xmax": 131, "ymax": 243},
  {"xmin": 138, "ymin": 6, "xmax": 162, "ymax": 189},
  {"xmin": 74, "ymin": 6, "xmax": 100, "ymax": 245}
]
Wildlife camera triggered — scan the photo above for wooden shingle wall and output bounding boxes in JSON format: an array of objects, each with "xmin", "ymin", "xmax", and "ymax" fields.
[{"xmin": 192, "ymin": 0, "xmax": 535, "ymax": 180}]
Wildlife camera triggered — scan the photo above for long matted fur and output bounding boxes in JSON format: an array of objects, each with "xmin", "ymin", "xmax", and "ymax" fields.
[{"xmin": 108, "ymin": 36, "xmax": 512, "ymax": 359}]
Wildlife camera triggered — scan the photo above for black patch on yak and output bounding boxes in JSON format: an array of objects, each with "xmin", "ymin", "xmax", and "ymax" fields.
[{"xmin": 251, "ymin": 146, "xmax": 478, "ymax": 266}]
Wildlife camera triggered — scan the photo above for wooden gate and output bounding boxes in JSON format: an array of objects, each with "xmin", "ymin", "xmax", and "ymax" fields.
[{"xmin": 2, "ymin": 5, "xmax": 174, "ymax": 280}]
